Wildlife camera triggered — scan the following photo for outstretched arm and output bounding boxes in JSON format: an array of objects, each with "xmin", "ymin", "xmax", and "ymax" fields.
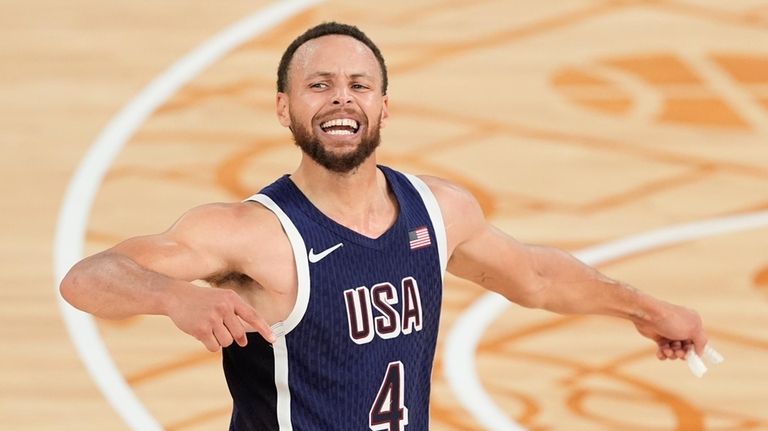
[
  {"xmin": 59, "ymin": 203, "xmax": 275, "ymax": 351},
  {"xmin": 424, "ymin": 176, "xmax": 707, "ymax": 359}
]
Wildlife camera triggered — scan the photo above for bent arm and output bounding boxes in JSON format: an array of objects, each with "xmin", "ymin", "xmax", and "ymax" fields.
[
  {"xmin": 60, "ymin": 238, "xmax": 216, "ymax": 320},
  {"xmin": 60, "ymin": 205, "xmax": 230, "ymax": 319},
  {"xmin": 59, "ymin": 203, "xmax": 275, "ymax": 350}
]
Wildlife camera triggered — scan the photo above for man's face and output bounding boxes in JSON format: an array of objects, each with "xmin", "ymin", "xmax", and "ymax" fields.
[{"xmin": 276, "ymin": 35, "xmax": 389, "ymax": 173}]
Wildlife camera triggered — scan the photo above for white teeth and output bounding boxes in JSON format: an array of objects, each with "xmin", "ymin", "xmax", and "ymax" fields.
[
  {"xmin": 321, "ymin": 118, "xmax": 359, "ymax": 129},
  {"xmin": 326, "ymin": 129, "xmax": 354, "ymax": 135}
]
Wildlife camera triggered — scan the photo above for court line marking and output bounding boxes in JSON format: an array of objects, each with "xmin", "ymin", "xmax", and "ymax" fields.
[
  {"xmin": 586, "ymin": 62, "xmax": 662, "ymax": 121},
  {"xmin": 444, "ymin": 210, "xmax": 768, "ymax": 430},
  {"xmin": 680, "ymin": 50, "xmax": 768, "ymax": 136},
  {"xmin": 52, "ymin": 1, "xmax": 322, "ymax": 429}
]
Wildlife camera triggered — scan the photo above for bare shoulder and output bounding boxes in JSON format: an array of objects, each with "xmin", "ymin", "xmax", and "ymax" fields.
[
  {"xmin": 416, "ymin": 175, "xmax": 486, "ymax": 253},
  {"xmin": 417, "ymin": 175, "xmax": 483, "ymax": 219},
  {"xmin": 167, "ymin": 200, "xmax": 289, "ymax": 263},
  {"xmin": 176, "ymin": 199, "xmax": 295, "ymax": 289},
  {"xmin": 172, "ymin": 201, "xmax": 281, "ymax": 234}
]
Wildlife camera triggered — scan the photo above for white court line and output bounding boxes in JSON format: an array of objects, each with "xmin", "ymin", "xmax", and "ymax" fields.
[
  {"xmin": 52, "ymin": 1, "xmax": 322, "ymax": 429},
  {"xmin": 444, "ymin": 210, "xmax": 768, "ymax": 431}
]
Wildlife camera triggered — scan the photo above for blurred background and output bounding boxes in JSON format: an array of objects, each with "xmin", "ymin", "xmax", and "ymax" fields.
[{"xmin": 3, "ymin": 0, "xmax": 767, "ymax": 429}]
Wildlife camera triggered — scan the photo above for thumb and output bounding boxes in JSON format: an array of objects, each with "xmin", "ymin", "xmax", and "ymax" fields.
[{"xmin": 691, "ymin": 331, "xmax": 708, "ymax": 357}]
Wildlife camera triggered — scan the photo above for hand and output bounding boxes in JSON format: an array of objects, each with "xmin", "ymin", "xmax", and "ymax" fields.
[
  {"xmin": 167, "ymin": 283, "xmax": 275, "ymax": 352},
  {"xmin": 632, "ymin": 302, "xmax": 708, "ymax": 361}
]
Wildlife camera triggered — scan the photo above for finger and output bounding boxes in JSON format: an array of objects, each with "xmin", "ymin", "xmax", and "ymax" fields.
[
  {"xmin": 692, "ymin": 331, "xmax": 709, "ymax": 357},
  {"xmin": 670, "ymin": 340, "xmax": 685, "ymax": 359},
  {"xmin": 212, "ymin": 322, "xmax": 234, "ymax": 348},
  {"xmin": 675, "ymin": 346, "xmax": 687, "ymax": 359},
  {"xmin": 660, "ymin": 341, "xmax": 674, "ymax": 358},
  {"xmin": 198, "ymin": 332, "xmax": 221, "ymax": 352},
  {"xmin": 224, "ymin": 313, "xmax": 248, "ymax": 347},
  {"xmin": 235, "ymin": 301, "xmax": 275, "ymax": 343},
  {"xmin": 679, "ymin": 341, "xmax": 692, "ymax": 360}
]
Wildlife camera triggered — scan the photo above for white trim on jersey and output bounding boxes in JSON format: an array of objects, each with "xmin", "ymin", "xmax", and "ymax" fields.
[
  {"xmin": 245, "ymin": 194, "xmax": 311, "ymax": 334},
  {"xmin": 272, "ymin": 336, "xmax": 292, "ymax": 430},
  {"xmin": 244, "ymin": 193, "xmax": 312, "ymax": 431},
  {"xmin": 403, "ymin": 174, "xmax": 448, "ymax": 278}
]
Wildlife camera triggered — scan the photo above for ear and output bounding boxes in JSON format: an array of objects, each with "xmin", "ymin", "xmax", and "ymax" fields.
[
  {"xmin": 379, "ymin": 95, "xmax": 390, "ymax": 129},
  {"xmin": 276, "ymin": 92, "xmax": 291, "ymax": 127}
]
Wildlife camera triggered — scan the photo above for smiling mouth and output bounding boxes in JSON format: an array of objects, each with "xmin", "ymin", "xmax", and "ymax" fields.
[{"xmin": 319, "ymin": 118, "xmax": 360, "ymax": 136}]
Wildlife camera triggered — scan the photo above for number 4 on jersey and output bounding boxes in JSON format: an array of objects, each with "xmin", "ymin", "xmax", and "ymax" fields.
[{"xmin": 369, "ymin": 361, "xmax": 409, "ymax": 431}]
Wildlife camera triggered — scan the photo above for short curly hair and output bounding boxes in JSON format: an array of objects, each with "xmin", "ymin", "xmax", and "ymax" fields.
[{"xmin": 276, "ymin": 22, "xmax": 388, "ymax": 95}]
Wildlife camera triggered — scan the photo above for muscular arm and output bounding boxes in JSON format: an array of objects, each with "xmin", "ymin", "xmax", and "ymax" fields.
[
  {"xmin": 423, "ymin": 176, "xmax": 707, "ymax": 359},
  {"xmin": 449, "ymin": 224, "xmax": 646, "ymax": 318},
  {"xmin": 59, "ymin": 203, "xmax": 276, "ymax": 350}
]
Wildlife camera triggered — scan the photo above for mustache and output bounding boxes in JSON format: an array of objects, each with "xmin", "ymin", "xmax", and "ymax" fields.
[{"xmin": 314, "ymin": 108, "xmax": 366, "ymax": 125}]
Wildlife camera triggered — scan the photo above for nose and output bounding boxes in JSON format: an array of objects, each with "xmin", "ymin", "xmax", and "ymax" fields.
[{"xmin": 331, "ymin": 86, "xmax": 353, "ymax": 105}]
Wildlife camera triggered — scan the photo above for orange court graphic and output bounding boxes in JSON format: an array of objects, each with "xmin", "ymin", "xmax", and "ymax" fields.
[{"xmin": 4, "ymin": 0, "xmax": 768, "ymax": 430}]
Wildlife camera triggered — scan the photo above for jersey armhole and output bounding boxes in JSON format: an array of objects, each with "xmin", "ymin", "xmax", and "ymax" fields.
[
  {"xmin": 402, "ymin": 174, "xmax": 448, "ymax": 279},
  {"xmin": 243, "ymin": 193, "xmax": 310, "ymax": 337}
]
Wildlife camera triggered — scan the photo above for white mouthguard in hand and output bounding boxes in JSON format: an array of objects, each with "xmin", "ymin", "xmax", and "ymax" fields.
[{"xmin": 686, "ymin": 344, "xmax": 724, "ymax": 378}]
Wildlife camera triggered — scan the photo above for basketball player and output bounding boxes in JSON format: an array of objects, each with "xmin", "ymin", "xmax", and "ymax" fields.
[{"xmin": 60, "ymin": 22, "xmax": 707, "ymax": 430}]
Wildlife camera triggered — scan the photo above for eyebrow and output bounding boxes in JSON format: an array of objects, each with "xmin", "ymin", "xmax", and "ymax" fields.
[{"xmin": 305, "ymin": 71, "xmax": 374, "ymax": 80}]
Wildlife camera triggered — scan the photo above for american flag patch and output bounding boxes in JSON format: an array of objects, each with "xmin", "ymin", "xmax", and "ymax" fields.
[{"xmin": 408, "ymin": 226, "xmax": 431, "ymax": 250}]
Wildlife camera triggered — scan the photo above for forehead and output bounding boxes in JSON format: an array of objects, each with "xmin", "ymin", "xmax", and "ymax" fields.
[{"xmin": 290, "ymin": 35, "xmax": 381, "ymax": 80}]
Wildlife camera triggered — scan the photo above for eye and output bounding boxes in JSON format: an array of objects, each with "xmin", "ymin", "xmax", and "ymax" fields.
[
  {"xmin": 351, "ymin": 83, "xmax": 370, "ymax": 91},
  {"xmin": 310, "ymin": 82, "xmax": 328, "ymax": 89}
]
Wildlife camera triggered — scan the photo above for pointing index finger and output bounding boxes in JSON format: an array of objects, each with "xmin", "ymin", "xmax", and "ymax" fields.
[{"xmin": 234, "ymin": 301, "xmax": 276, "ymax": 343}]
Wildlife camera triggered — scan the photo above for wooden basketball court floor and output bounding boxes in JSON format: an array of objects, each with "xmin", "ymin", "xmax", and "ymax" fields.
[{"xmin": 3, "ymin": 0, "xmax": 768, "ymax": 429}]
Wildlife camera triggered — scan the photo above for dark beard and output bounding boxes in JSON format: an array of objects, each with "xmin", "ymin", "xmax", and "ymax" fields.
[{"xmin": 290, "ymin": 116, "xmax": 381, "ymax": 174}]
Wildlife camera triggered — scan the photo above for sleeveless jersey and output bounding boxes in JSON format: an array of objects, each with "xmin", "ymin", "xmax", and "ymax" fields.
[{"xmin": 222, "ymin": 166, "xmax": 447, "ymax": 431}]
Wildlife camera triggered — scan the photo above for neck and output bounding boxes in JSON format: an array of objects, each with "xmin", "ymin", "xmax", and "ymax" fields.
[{"xmin": 290, "ymin": 155, "xmax": 397, "ymax": 238}]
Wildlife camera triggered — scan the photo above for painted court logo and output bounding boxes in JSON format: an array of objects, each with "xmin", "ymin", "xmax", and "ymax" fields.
[{"xmin": 553, "ymin": 52, "xmax": 768, "ymax": 129}]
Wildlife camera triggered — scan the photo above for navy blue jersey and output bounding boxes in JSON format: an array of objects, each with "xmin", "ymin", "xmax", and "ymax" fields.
[{"xmin": 223, "ymin": 166, "xmax": 447, "ymax": 431}]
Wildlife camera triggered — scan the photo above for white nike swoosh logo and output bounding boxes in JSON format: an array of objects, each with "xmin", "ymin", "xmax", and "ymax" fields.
[{"xmin": 308, "ymin": 242, "xmax": 344, "ymax": 263}]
